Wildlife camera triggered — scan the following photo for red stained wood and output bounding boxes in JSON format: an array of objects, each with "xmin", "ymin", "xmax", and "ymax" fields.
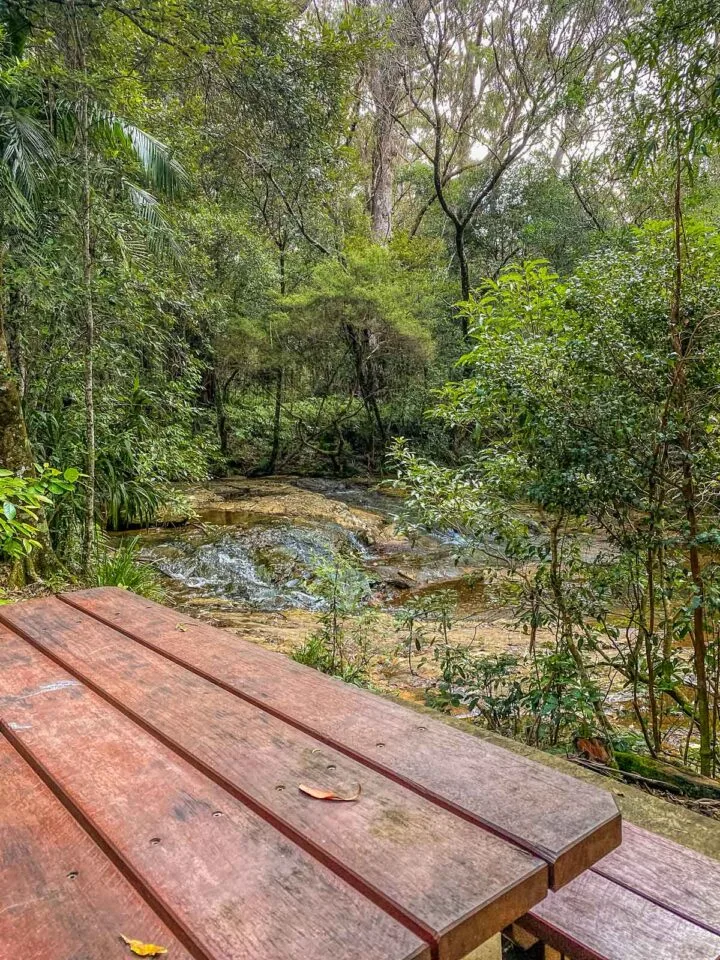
[
  {"xmin": 522, "ymin": 870, "xmax": 720, "ymax": 960},
  {"xmin": 0, "ymin": 596, "xmax": 547, "ymax": 960},
  {"xmin": 59, "ymin": 587, "xmax": 620, "ymax": 888},
  {"xmin": 0, "ymin": 627, "xmax": 429, "ymax": 960},
  {"xmin": 0, "ymin": 736, "xmax": 194, "ymax": 960},
  {"xmin": 592, "ymin": 823, "xmax": 720, "ymax": 936}
]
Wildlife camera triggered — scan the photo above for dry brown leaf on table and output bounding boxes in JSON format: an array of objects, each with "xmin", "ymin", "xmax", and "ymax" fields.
[
  {"xmin": 120, "ymin": 934, "xmax": 168, "ymax": 956},
  {"xmin": 298, "ymin": 783, "xmax": 361, "ymax": 801}
]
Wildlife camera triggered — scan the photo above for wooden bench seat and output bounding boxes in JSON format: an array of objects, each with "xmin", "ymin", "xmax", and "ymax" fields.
[{"xmin": 512, "ymin": 823, "xmax": 720, "ymax": 960}]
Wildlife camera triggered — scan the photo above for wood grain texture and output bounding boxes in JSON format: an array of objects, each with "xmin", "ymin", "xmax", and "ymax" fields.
[
  {"xmin": 0, "ymin": 736, "xmax": 195, "ymax": 960},
  {"xmin": 59, "ymin": 587, "xmax": 620, "ymax": 888},
  {"xmin": 522, "ymin": 870, "xmax": 720, "ymax": 960},
  {"xmin": 592, "ymin": 823, "xmax": 720, "ymax": 936},
  {"xmin": 0, "ymin": 595, "xmax": 547, "ymax": 960},
  {"xmin": 0, "ymin": 627, "xmax": 429, "ymax": 960}
]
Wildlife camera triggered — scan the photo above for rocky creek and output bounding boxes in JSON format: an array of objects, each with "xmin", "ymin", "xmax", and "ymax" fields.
[{"xmin": 130, "ymin": 476, "xmax": 530, "ymax": 699}]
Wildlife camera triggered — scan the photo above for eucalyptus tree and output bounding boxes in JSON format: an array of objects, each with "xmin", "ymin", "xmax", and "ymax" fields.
[{"xmin": 390, "ymin": 0, "xmax": 618, "ymax": 322}]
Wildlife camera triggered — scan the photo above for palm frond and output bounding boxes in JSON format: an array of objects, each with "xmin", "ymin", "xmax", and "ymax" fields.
[
  {"xmin": 89, "ymin": 106, "xmax": 187, "ymax": 196},
  {"xmin": 0, "ymin": 104, "xmax": 54, "ymax": 196},
  {"xmin": 123, "ymin": 179, "xmax": 182, "ymax": 259},
  {"xmin": 0, "ymin": 158, "xmax": 34, "ymax": 228},
  {"xmin": 120, "ymin": 122, "xmax": 187, "ymax": 196}
]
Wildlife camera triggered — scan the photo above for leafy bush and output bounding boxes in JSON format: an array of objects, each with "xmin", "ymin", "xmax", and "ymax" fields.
[
  {"xmin": 394, "ymin": 589, "xmax": 457, "ymax": 674},
  {"xmin": 432, "ymin": 643, "xmax": 603, "ymax": 749},
  {"xmin": 292, "ymin": 555, "xmax": 377, "ymax": 683},
  {"xmin": 0, "ymin": 466, "xmax": 79, "ymax": 561}
]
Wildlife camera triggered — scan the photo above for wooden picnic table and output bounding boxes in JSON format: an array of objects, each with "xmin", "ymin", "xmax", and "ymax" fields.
[{"xmin": 0, "ymin": 588, "xmax": 620, "ymax": 960}]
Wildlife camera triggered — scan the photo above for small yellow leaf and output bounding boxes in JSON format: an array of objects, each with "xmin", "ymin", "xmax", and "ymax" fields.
[
  {"xmin": 298, "ymin": 783, "xmax": 361, "ymax": 801},
  {"xmin": 175, "ymin": 623, "xmax": 188, "ymax": 632},
  {"xmin": 120, "ymin": 935, "xmax": 168, "ymax": 956}
]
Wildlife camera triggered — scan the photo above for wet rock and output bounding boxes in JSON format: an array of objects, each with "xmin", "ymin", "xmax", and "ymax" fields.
[{"xmin": 183, "ymin": 476, "xmax": 398, "ymax": 547}]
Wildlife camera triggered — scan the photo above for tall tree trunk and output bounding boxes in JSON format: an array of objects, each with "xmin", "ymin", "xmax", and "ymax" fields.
[
  {"xmin": 368, "ymin": 72, "xmax": 398, "ymax": 241},
  {"xmin": 80, "ymin": 86, "xmax": 96, "ymax": 571},
  {"xmin": 365, "ymin": 0, "xmax": 431, "ymax": 241},
  {"xmin": 0, "ymin": 247, "xmax": 32, "ymax": 475}
]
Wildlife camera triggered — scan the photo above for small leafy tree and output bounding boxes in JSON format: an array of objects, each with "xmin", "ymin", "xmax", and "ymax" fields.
[
  {"xmin": 394, "ymin": 589, "xmax": 457, "ymax": 674},
  {"xmin": 285, "ymin": 236, "xmax": 447, "ymax": 466},
  {"xmin": 293, "ymin": 555, "xmax": 377, "ymax": 683}
]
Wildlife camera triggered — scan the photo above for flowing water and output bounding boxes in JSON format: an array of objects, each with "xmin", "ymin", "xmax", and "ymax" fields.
[{"xmin": 134, "ymin": 476, "xmax": 483, "ymax": 615}]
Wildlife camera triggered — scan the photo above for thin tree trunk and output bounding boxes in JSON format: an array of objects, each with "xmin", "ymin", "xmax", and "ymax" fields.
[
  {"xmin": 266, "ymin": 236, "xmax": 286, "ymax": 474},
  {"xmin": 214, "ymin": 373, "xmax": 229, "ymax": 457},
  {"xmin": 345, "ymin": 322, "xmax": 387, "ymax": 455},
  {"xmin": 684, "ymin": 455, "xmax": 712, "ymax": 774},
  {"xmin": 548, "ymin": 517, "xmax": 614, "ymax": 744},
  {"xmin": 80, "ymin": 86, "xmax": 96, "ymax": 571},
  {"xmin": 267, "ymin": 366, "xmax": 283, "ymax": 474},
  {"xmin": 668, "ymin": 146, "xmax": 712, "ymax": 775},
  {"xmin": 455, "ymin": 223, "xmax": 470, "ymax": 311},
  {"xmin": 644, "ymin": 548, "xmax": 662, "ymax": 753}
]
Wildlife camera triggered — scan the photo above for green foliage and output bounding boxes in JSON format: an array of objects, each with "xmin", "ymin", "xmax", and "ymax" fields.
[
  {"xmin": 287, "ymin": 236, "xmax": 444, "ymax": 353},
  {"xmin": 621, "ymin": 0, "xmax": 720, "ymax": 173},
  {"xmin": 394, "ymin": 589, "xmax": 457, "ymax": 673},
  {"xmin": 0, "ymin": 466, "xmax": 78, "ymax": 561},
  {"xmin": 293, "ymin": 555, "xmax": 377, "ymax": 683},
  {"xmin": 432, "ymin": 644, "xmax": 602, "ymax": 748},
  {"xmin": 394, "ymin": 226, "xmax": 720, "ymax": 770}
]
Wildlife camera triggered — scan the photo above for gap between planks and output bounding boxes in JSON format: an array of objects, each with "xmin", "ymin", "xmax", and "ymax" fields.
[
  {"xmin": 0, "ymin": 722, "xmax": 215, "ymax": 960},
  {"xmin": 589, "ymin": 863, "xmax": 720, "ymax": 938}
]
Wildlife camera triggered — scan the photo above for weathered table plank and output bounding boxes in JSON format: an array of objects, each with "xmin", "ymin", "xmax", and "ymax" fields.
[
  {"xmin": 522, "ymin": 870, "xmax": 720, "ymax": 960},
  {"xmin": 592, "ymin": 823, "xmax": 720, "ymax": 936},
  {"xmin": 0, "ymin": 628, "xmax": 429, "ymax": 960},
  {"xmin": 0, "ymin": 737, "xmax": 194, "ymax": 960},
  {"xmin": 1, "ymin": 595, "xmax": 547, "ymax": 960},
  {"xmin": 60, "ymin": 587, "xmax": 620, "ymax": 888}
]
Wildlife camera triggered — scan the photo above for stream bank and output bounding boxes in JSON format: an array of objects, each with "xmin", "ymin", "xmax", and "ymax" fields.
[{"xmin": 132, "ymin": 475, "xmax": 534, "ymax": 701}]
